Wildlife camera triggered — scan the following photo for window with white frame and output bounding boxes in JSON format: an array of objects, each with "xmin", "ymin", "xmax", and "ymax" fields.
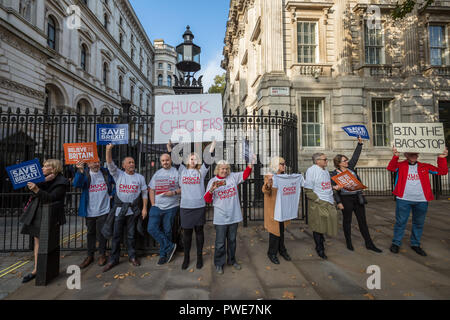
[
  {"xmin": 429, "ymin": 25, "xmax": 448, "ymax": 66},
  {"xmin": 297, "ymin": 22, "xmax": 318, "ymax": 63},
  {"xmin": 301, "ymin": 98, "xmax": 323, "ymax": 147},
  {"xmin": 372, "ymin": 99, "xmax": 391, "ymax": 147},
  {"xmin": 364, "ymin": 22, "xmax": 385, "ymax": 64}
]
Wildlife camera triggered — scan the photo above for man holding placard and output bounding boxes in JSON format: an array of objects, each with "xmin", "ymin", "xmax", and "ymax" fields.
[{"xmin": 387, "ymin": 145, "xmax": 448, "ymax": 256}]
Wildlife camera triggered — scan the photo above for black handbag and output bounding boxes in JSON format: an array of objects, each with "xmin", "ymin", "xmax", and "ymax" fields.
[{"xmin": 357, "ymin": 192, "xmax": 368, "ymax": 205}]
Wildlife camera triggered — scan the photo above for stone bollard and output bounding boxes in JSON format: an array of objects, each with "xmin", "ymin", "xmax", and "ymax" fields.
[{"xmin": 35, "ymin": 203, "xmax": 60, "ymax": 286}]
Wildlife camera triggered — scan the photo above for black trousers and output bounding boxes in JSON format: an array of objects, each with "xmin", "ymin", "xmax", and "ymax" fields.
[
  {"xmin": 86, "ymin": 214, "xmax": 108, "ymax": 257},
  {"xmin": 110, "ymin": 214, "xmax": 136, "ymax": 264},
  {"xmin": 268, "ymin": 222, "xmax": 287, "ymax": 256},
  {"xmin": 341, "ymin": 195, "xmax": 373, "ymax": 245}
]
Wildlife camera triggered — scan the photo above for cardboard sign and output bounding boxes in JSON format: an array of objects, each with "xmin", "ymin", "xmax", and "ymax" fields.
[
  {"xmin": 392, "ymin": 123, "xmax": 445, "ymax": 154},
  {"xmin": 63, "ymin": 142, "xmax": 99, "ymax": 164},
  {"xmin": 342, "ymin": 125, "xmax": 370, "ymax": 140},
  {"xmin": 96, "ymin": 124, "xmax": 129, "ymax": 145},
  {"xmin": 331, "ymin": 170, "xmax": 367, "ymax": 191},
  {"xmin": 6, "ymin": 158, "xmax": 45, "ymax": 190},
  {"xmin": 243, "ymin": 139, "xmax": 255, "ymax": 163},
  {"xmin": 154, "ymin": 94, "xmax": 224, "ymax": 143}
]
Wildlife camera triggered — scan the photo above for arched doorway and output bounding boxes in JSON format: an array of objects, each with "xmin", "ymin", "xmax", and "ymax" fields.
[{"xmin": 75, "ymin": 98, "xmax": 92, "ymax": 142}]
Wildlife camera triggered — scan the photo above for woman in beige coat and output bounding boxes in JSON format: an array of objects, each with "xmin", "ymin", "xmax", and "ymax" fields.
[{"xmin": 262, "ymin": 157, "xmax": 291, "ymax": 264}]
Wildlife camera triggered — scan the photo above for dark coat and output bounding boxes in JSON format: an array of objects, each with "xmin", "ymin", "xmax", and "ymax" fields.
[
  {"xmin": 20, "ymin": 174, "xmax": 70, "ymax": 228},
  {"xmin": 330, "ymin": 143, "xmax": 363, "ymax": 205}
]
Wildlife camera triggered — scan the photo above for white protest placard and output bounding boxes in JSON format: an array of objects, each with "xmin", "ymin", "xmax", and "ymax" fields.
[
  {"xmin": 392, "ymin": 123, "xmax": 445, "ymax": 154},
  {"xmin": 154, "ymin": 94, "xmax": 224, "ymax": 143}
]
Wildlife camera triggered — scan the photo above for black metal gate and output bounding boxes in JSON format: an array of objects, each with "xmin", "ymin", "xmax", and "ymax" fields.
[{"xmin": 0, "ymin": 106, "xmax": 299, "ymax": 252}]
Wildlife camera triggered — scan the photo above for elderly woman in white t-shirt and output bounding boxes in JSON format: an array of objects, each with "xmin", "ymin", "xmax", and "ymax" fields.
[
  {"xmin": 204, "ymin": 159, "xmax": 253, "ymax": 275},
  {"xmin": 304, "ymin": 153, "xmax": 340, "ymax": 259}
]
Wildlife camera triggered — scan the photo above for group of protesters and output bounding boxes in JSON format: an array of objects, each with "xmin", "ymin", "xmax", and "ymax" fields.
[{"xmin": 18, "ymin": 136, "xmax": 448, "ymax": 283}]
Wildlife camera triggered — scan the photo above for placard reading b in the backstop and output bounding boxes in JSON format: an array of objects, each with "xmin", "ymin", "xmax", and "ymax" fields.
[{"xmin": 392, "ymin": 123, "xmax": 445, "ymax": 154}]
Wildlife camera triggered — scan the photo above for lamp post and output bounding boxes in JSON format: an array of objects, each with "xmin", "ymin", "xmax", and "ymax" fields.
[{"xmin": 174, "ymin": 26, "xmax": 203, "ymax": 94}]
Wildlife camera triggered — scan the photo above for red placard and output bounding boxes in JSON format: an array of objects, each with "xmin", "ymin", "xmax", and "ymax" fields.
[
  {"xmin": 331, "ymin": 170, "xmax": 367, "ymax": 191},
  {"xmin": 63, "ymin": 142, "xmax": 99, "ymax": 164}
]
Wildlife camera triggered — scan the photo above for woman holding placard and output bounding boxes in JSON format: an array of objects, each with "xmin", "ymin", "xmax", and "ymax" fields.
[
  {"xmin": 330, "ymin": 137, "xmax": 382, "ymax": 253},
  {"xmin": 20, "ymin": 159, "xmax": 69, "ymax": 283},
  {"xmin": 167, "ymin": 140, "xmax": 216, "ymax": 270}
]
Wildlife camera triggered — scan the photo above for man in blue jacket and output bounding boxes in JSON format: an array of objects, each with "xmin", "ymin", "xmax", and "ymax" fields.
[{"xmin": 73, "ymin": 160, "xmax": 115, "ymax": 268}]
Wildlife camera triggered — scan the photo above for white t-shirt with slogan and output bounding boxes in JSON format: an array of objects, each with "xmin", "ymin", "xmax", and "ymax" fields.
[
  {"xmin": 179, "ymin": 164, "xmax": 209, "ymax": 209},
  {"xmin": 107, "ymin": 161, "xmax": 148, "ymax": 216},
  {"xmin": 273, "ymin": 174, "xmax": 304, "ymax": 222},
  {"xmin": 304, "ymin": 165, "xmax": 334, "ymax": 204},
  {"xmin": 149, "ymin": 167, "xmax": 180, "ymax": 210},
  {"xmin": 87, "ymin": 170, "xmax": 110, "ymax": 217},
  {"xmin": 205, "ymin": 172, "xmax": 244, "ymax": 225},
  {"xmin": 397, "ymin": 164, "xmax": 426, "ymax": 202}
]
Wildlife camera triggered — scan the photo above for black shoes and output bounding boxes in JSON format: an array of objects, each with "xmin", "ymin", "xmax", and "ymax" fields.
[
  {"xmin": 167, "ymin": 243, "xmax": 177, "ymax": 263},
  {"xmin": 196, "ymin": 255, "xmax": 203, "ymax": 269},
  {"xmin": 411, "ymin": 246, "xmax": 427, "ymax": 256},
  {"xmin": 157, "ymin": 256, "xmax": 168, "ymax": 265},
  {"xmin": 279, "ymin": 251, "xmax": 292, "ymax": 261},
  {"xmin": 182, "ymin": 255, "xmax": 190, "ymax": 270},
  {"xmin": 215, "ymin": 265, "xmax": 224, "ymax": 274},
  {"xmin": 268, "ymin": 254, "xmax": 280, "ymax": 264},
  {"xmin": 22, "ymin": 273, "xmax": 36, "ymax": 283},
  {"xmin": 366, "ymin": 243, "xmax": 383, "ymax": 253},
  {"xmin": 317, "ymin": 250, "xmax": 327, "ymax": 259},
  {"xmin": 390, "ymin": 244, "xmax": 399, "ymax": 254},
  {"xmin": 346, "ymin": 242, "xmax": 354, "ymax": 251}
]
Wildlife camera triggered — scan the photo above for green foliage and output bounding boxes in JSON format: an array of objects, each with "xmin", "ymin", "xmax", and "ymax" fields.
[
  {"xmin": 392, "ymin": 0, "xmax": 434, "ymax": 19},
  {"xmin": 207, "ymin": 73, "xmax": 226, "ymax": 95}
]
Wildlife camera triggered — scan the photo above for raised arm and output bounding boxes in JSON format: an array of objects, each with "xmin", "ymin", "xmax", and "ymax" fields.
[
  {"xmin": 387, "ymin": 146, "xmax": 401, "ymax": 172},
  {"xmin": 348, "ymin": 137, "xmax": 363, "ymax": 170}
]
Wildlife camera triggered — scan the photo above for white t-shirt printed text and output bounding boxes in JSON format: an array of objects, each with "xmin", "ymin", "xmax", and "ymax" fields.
[
  {"xmin": 273, "ymin": 174, "xmax": 304, "ymax": 222},
  {"xmin": 205, "ymin": 172, "xmax": 244, "ymax": 225},
  {"xmin": 107, "ymin": 161, "xmax": 147, "ymax": 216},
  {"xmin": 149, "ymin": 167, "xmax": 180, "ymax": 210},
  {"xmin": 397, "ymin": 164, "xmax": 426, "ymax": 202},
  {"xmin": 87, "ymin": 170, "xmax": 110, "ymax": 217},
  {"xmin": 304, "ymin": 165, "xmax": 335, "ymax": 204},
  {"xmin": 179, "ymin": 164, "xmax": 208, "ymax": 209}
]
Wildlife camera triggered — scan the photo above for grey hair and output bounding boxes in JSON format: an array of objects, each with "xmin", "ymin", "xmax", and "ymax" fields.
[{"xmin": 312, "ymin": 153, "xmax": 325, "ymax": 164}]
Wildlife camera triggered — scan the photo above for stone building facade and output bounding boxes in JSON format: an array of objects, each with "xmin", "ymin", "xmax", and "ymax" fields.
[
  {"xmin": 222, "ymin": 0, "xmax": 450, "ymax": 170},
  {"xmin": 0, "ymin": 0, "xmax": 156, "ymax": 115},
  {"xmin": 153, "ymin": 38, "xmax": 182, "ymax": 98}
]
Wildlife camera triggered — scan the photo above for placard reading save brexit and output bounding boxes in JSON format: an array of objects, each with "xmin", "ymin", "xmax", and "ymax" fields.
[
  {"xmin": 392, "ymin": 123, "xmax": 445, "ymax": 154},
  {"xmin": 63, "ymin": 142, "xmax": 99, "ymax": 164},
  {"xmin": 342, "ymin": 125, "xmax": 370, "ymax": 140},
  {"xmin": 6, "ymin": 158, "xmax": 45, "ymax": 190},
  {"xmin": 96, "ymin": 124, "xmax": 129, "ymax": 145},
  {"xmin": 154, "ymin": 93, "xmax": 224, "ymax": 144}
]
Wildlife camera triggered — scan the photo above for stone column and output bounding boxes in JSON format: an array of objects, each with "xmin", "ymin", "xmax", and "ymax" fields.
[{"xmin": 262, "ymin": 0, "xmax": 283, "ymax": 73}]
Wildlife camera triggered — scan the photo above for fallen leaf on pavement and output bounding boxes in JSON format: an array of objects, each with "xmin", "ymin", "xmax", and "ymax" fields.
[
  {"xmin": 403, "ymin": 292, "xmax": 414, "ymax": 297},
  {"xmin": 152, "ymin": 254, "xmax": 157, "ymax": 257},
  {"xmin": 96, "ymin": 274, "xmax": 102, "ymax": 279},
  {"xmin": 282, "ymin": 291, "xmax": 295, "ymax": 299},
  {"xmin": 311, "ymin": 282, "xmax": 317, "ymax": 286},
  {"xmin": 301, "ymin": 283, "xmax": 307, "ymax": 288},
  {"xmin": 114, "ymin": 275, "xmax": 119, "ymax": 279},
  {"xmin": 255, "ymin": 290, "xmax": 260, "ymax": 295},
  {"xmin": 364, "ymin": 293, "xmax": 375, "ymax": 300},
  {"xmin": 265, "ymin": 266, "xmax": 271, "ymax": 270},
  {"xmin": 189, "ymin": 268, "xmax": 194, "ymax": 273},
  {"xmin": 400, "ymin": 249, "xmax": 407, "ymax": 253},
  {"xmin": 140, "ymin": 272, "xmax": 150, "ymax": 278},
  {"xmin": 198, "ymin": 277, "xmax": 202, "ymax": 281},
  {"xmin": 300, "ymin": 229, "xmax": 305, "ymax": 232},
  {"xmin": 391, "ymin": 282, "xmax": 396, "ymax": 286},
  {"xmin": 103, "ymin": 282, "xmax": 112, "ymax": 287},
  {"xmin": 308, "ymin": 254, "xmax": 313, "ymax": 257},
  {"xmin": 291, "ymin": 275, "xmax": 296, "ymax": 279}
]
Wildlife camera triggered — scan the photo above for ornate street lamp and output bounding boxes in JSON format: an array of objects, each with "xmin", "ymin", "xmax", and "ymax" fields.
[{"xmin": 174, "ymin": 26, "xmax": 203, "ymax": 94}]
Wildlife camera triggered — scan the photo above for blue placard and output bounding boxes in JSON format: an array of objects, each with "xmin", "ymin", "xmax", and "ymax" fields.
[
  {"xmin": 6, "ymin": 158, "xmax": 45, "ymax": 190},
  {"xmin": 342, "ymin": 125, "xmax": 370, "ymax": 140},
  {"xmin": 96, "ymin": 124, "xmax": 129, "ymax": 145}
]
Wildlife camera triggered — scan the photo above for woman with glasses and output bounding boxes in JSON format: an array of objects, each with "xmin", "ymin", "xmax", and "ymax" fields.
[
  {"xmin": 304, "ymin": 153, "xmax": 339, "ymax": 259},
  {"xmin": 331, "ymin": 136, "xmax": 382, "ymax": 253}
]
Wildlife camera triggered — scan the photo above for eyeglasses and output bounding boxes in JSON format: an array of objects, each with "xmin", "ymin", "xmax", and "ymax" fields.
[{"xmin": 341, "ymin": 159, "xmax": 349, "ymax": 163}]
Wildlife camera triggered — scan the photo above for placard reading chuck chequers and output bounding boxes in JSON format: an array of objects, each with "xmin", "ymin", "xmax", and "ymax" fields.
[{"xmin": 392, "ymin": 123, "xmax": 446, "ymax": 154}]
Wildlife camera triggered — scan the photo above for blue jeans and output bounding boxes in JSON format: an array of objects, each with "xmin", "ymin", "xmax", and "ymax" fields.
[
  {"xmin": 392, "ymin": 199, "xmax": 428, "ymax": 247},
  {"xmin": 147, "ymin": 206, "xmax": 178, "ymax": 257},
  {"xmin": 214, "ymin": 223, "xmax": 239, "ymax": 267}
]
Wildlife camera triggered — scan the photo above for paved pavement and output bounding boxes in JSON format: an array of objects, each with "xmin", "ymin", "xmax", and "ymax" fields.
[{"xmin": 1, "ymin": 197, "xmax": 449, "ymax": 300}]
